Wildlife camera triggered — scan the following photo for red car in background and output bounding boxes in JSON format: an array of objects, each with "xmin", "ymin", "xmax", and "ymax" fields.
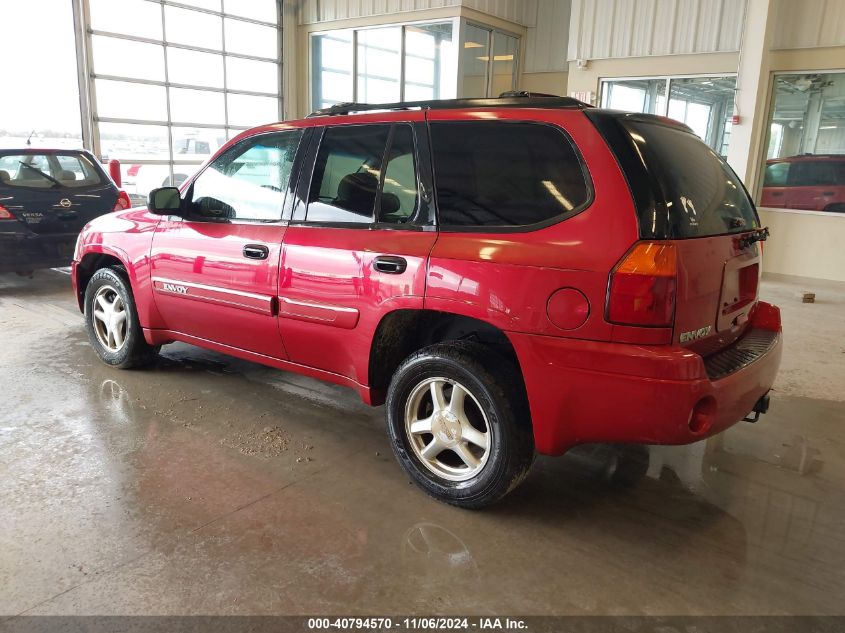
[
  {"xmin": 71, "ymin": 95, "xmax": 782, "ymax": 508},
  {"xmin": 761, "ymin": 154, "xmax": 845, "ymax": 212}
]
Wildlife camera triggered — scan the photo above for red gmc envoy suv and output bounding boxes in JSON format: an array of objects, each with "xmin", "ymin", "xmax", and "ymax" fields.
[{"xmin": 73, "ymin": 94, "xmax": 782, "ymax": 508}]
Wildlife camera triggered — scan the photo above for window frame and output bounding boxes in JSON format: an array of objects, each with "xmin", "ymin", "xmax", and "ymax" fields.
[
  {"xmin": 295, "ymin": 122, "xmax": 433, "ymax": 231},
  {"xmin": 755, "ymin": 69, "xmax": 845, "ymax": 215},
  {"xmin": 182, "ymin": 129, "xmax": 304, "ymax": 225},
  {"xmin": 429, "ymin": 120, "xmax": 595, "ymax": 234}
]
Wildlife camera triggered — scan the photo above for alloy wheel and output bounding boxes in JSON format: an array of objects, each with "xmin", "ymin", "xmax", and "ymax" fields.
[
  {"xmin": 91, "ymin": 284, "xmax": 128, "ymax": 353},
  {"xmin": 404, "ymin": 377, "xmax": 492, "ymax": 482}
]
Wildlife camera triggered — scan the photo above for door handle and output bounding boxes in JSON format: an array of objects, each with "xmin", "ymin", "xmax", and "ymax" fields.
[
  {"xmin": 771, "ymin": 191, "xmax": 784, "ymax": 196},
  {"xmin": 373, "ymin": 255, "xmax": 407, "ymax": 274},
  {"xmin": 243, "ymin": 244, "xmax": 269, "ymax": 260}
]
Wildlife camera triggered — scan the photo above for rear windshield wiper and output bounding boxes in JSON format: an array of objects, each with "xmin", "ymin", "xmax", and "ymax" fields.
[
  {"xmin": 19, "ymin": 161, "xmax": 63, "ymax": 187},
  {"xmin": 739, "ymin": 227, "xmax": 770, "ymax": 249}
]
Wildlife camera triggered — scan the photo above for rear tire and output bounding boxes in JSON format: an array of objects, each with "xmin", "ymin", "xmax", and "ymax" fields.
[
  {"xmin": 84, "ymin": 266, "xmax": 157, "ymax": 369},
  {"xmin": 386, "ymin": 342, "xmax": 534, "ymax": 509}
]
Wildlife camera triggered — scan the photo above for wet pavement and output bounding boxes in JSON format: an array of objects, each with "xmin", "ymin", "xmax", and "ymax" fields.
[{"xmin": 1, "ymin": 269, "xmax": 844, "ymax": 615}]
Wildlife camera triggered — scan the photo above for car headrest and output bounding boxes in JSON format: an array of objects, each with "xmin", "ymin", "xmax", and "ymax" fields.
[
  {"xmin": 380, "ymin": 192, "xmax": 400, "ymax": 216},
  {"xmin": 0, "ymin": 170, "xmax": 9, "ymax": 184},
  {"xmin": 60, "ymin": 170, "xmax": 77, "ymax": 181},
  {"xmin": 336, "ymin": 172, "xmax": 378, "ymax": 215},
  {"xmin": 18, "ymin": 166, "xmax": 41, "ymax": 180},
  {"xmin": 194, "ymin": 196, "xmax": 235, "ymax": 220}
]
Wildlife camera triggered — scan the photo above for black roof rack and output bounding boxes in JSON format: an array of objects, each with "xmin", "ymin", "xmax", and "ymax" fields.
[{"xmin": 307, "ymin": 91, "xmax": 592, "ymax": 118}]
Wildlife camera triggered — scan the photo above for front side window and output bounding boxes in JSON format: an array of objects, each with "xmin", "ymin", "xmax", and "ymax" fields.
[
  {"xmin": 764, "ymin": 162, "xmax": 790, "ymax": 187},
  {"xmin": 430, "ymin": 121, "xmax": 590, "ymax": 228},
  {"xmin": 189, "ymin": 130, "xmax": 303, "ymax": 221},
  {"xmin": 307, "ymin": 125, "xmax": 390, "ymax": 224}
]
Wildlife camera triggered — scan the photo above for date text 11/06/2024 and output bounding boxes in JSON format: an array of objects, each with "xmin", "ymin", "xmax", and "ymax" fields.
[{"xmin": 307, "ymin": 617, "xmax": 528, "ymax": 630}]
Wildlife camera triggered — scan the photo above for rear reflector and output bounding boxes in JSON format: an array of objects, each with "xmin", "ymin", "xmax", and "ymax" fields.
[
  {"xmin": 113, "ymin": 190, "xmax": 132, "ymax": 211},
  {"xmin": 689, "ymin": 397, "xmax": 716, "ymax": 435},
  {"xmin": 607, "ymin": 242, "xmax": 677, "ymax": 327},
  {"xmin": 0, "ymin": 204, "xmax": 13, "ymax": 220}
]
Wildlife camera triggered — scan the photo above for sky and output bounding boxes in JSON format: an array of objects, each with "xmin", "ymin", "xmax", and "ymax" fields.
[{"xmin": 0, "ymin": 0, "xmax": 83, "ymax": 136}]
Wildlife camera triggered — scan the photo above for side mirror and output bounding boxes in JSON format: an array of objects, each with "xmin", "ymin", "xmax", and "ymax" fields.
[{"xmin": 148, "ymin": 187, "xmax": 183, "ymax": 215}]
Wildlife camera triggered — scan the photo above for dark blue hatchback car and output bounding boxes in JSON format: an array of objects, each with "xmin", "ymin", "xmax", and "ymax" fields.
[{"xmin": 0, "ymin": 148, "xmax": 130, "ymax": 274}]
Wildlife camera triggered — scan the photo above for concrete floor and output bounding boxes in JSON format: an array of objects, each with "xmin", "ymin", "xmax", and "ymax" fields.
[{"xmin": 1, "ymin": 270, "xmax": 844, "ymax": 616}]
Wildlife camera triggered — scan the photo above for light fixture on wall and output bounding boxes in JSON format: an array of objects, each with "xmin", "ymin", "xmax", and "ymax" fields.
[{"xmin": 576, "ymin": 58, "xmax": 589, "ymax": 70}]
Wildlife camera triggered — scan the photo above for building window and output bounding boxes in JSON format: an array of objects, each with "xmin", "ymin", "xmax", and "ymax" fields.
[
  {"xmin": 311, "ymin": 22, "xmax": 458, "ymax": 110},
  {"xmin": 311, "ymin": 31, "xmax": 354, "ymax": 110},
  {"xmin": 87, "ymin": 0, "xmax": 281, "ymax": 203},
  {"xmin": 460, "ymin": 23, "xmax": 519, "ymax": 98},
  {"xmin": 600, "ymin": 76, "xmax": 736, "ymax": 158},
  {"xmin": 759, "ymin": 72, "xmax": 845, "ymax": 214}
]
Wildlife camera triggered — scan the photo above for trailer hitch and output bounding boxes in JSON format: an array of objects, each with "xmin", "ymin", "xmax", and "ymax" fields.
[{"xmin": 743, "ymin": 392, "xmax": 770, "ymax": 423}]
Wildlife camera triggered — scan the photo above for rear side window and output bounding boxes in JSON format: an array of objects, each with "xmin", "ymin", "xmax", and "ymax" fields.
[
  {"xmin": 790, "ymin": 161, "xmax": 845, "ymax": 186},
  {"xmin": 430, "ymin": 121, "xmax": 590, "ymax": 228},
  {"xmin": 380, "ymin": 125, "xmax": 418, "ymax": 224},
  {"xmin": 622, "ymin": 120, "xmax": 759, "ymax": 238},
  {"xmin": 307, "ymin": 124, "xmax": 390, "ymax": 224}
]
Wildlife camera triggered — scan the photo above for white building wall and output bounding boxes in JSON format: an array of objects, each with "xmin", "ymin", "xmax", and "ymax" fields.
[
  {"xmin": 523, "ymin": 0, "xmax": 570, "ymax": 73},
  {"xmin": 568, "ymin": 0, "xmax": 747, "ymax": 60},
  {"xmin": 772, "ymin": 0, "xmax": 845, "ymax": 49},
  {"xmin": 463, "ymin": 0, "xmax": 534, "ymax": 25},
  {"xmin": 297, "ymin": 0, "xmax": 532, "ymax": 25}
]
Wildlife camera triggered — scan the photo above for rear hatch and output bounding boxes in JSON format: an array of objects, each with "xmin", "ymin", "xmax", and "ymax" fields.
[
  {"xmin": 0, "ymin": 151, "xmax": 118, "ymax": 235},
  {"xmin": 587, "ymin": 111, "xmax": 764, "ymax": 355}
]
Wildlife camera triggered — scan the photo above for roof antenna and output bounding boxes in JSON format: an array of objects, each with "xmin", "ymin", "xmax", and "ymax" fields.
[{"xmin": 25, "ymin": 130, "xmax": 35, "ymax": 146}]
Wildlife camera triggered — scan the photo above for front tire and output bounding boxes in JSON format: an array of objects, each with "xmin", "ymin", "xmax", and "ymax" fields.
[
  {"xmin": 84, "ymin": 267, "xmax": 157, "ymax": 368},
  {"xmin": 386, "ymin": 342, "xmax": 534, "ymax": 509}
]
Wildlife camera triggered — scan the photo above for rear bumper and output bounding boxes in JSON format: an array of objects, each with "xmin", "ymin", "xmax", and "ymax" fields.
[
  {"xmin": 0, "ymin": 232, "xmax": 78, "ymax": 273},
  {"xmin": 509, "ymin": 302, "xmax": 783, "ymax": 455}
]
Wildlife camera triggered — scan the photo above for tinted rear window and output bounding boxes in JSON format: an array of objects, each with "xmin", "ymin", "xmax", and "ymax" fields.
[
  {"xmin": 0, "ymin": 152, "xmax": 105, "ymax": 189},
  {"xmin": 430, "ymin": 121, "xmax": 590, "ymax": 228},
  {"xmin": 623, "ymin": 120, "xmax": 759, "ymax": 238}
]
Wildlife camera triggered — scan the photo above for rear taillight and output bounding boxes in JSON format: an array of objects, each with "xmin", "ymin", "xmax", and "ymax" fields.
[
  {"xmin": 127, "ymin": 164, "xmax": 141, "ymax": 177},
  {"xmin": 113, "ymin": 190, "xmax": 132, "ymax": 211},
  {"xmin": 0, "ymin": 204, "xmax": 14, "ymax": 220},
  {"xmin": 607, "ymin": 242, "xmax": 677, "ymax": 327}
]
